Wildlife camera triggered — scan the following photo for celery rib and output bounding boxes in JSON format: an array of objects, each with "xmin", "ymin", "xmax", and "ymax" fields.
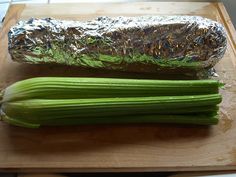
[
  {"xmin": 2, "ymin": 94, "xmax": 221, "ymax": 121},
  {"xmin": 2, "ymin": 77, "xmax": 221, "ymax": 102}
]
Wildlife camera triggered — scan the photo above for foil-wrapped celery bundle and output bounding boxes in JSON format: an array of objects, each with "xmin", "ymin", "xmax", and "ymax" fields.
[{"xmin": 8, "ymin": 16, "xmax": 227, "ymax": 74}]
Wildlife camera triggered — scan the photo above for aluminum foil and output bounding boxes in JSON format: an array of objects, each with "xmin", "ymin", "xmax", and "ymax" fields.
[{"xmin": 8, "ymin": 16, "xmax": 227, "ymax": 74}]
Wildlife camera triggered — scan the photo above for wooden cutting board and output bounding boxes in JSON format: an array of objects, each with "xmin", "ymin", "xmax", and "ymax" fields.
[{"xmin": 0, "ymin": 2, "xmax": 236, "ymax": 172}]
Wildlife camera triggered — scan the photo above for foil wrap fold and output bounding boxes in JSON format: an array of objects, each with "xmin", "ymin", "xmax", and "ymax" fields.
[{"xmin": 8, "ymin": 16, "xmax": 227, "ymax": 74}]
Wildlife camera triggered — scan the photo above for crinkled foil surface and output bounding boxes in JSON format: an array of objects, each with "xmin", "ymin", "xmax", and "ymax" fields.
[{"xmin": 8, "ymin": 16, "xmax": 227, "ymax": 74}]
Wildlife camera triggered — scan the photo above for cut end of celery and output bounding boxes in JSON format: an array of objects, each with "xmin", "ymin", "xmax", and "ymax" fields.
[{"xmin": 218, "ymin": 82, "xmax": 225, "ymax": 88}]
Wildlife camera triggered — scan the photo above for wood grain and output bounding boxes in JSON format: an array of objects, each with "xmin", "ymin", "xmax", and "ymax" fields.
[{"xmin": 0, "ymin": 2, "xmax": 236, "ymax": 172}]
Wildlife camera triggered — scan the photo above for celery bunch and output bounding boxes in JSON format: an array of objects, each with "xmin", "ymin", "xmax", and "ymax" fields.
[{"xmin": 0, "ymin": 77, "xmax": 222, "ymax": 128}]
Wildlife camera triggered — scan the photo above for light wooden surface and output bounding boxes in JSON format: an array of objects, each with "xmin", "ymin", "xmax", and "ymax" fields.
[{"xmin": 0, "ymin": 2, "xmax": 236, "ymax": 172}]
